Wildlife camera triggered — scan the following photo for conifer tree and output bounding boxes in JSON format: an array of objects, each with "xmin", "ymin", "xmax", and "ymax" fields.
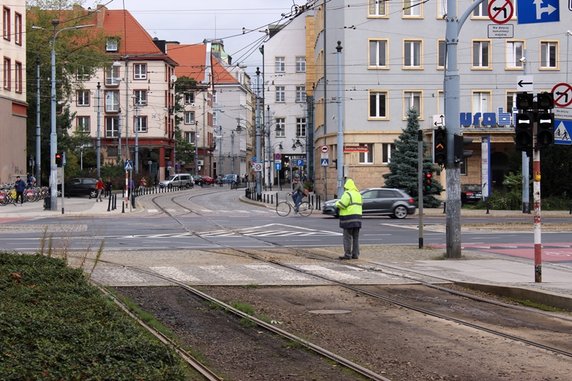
[{"xmin": 383, "ymin": 109, "xmax": 443, "ymax": 207}]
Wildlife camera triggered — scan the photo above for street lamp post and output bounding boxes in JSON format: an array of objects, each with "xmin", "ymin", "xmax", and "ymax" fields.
[{"xmin": 47, "ymin": 20, "xmax": 93, "ymax": 211}]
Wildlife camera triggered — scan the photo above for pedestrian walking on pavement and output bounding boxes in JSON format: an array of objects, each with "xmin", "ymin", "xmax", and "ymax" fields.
[
  {"xmin": 14, "ymin": 176, "xmax": 26, "ymax": 204},
  {"xmin": 336, "ymin": 178, "xmax": 363, "ymax": 260},
  {"xmin": 95, "ymin": 178, "xmax": 105, "ymax": 202}
]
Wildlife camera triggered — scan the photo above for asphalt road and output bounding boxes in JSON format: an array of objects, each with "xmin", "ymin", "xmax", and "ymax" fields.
[{"xmin": 0, "ymin": 190, "xmax": 571, "ymax": 265}]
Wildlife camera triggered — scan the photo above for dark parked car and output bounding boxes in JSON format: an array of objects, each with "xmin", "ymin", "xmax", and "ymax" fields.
[
  {"xmin": 322, "ymin": 188, "xmax": 416, "ymax": 219},
  {"xmin": 63, "ymin": 178, "xmax": 98, "ymax": 198},
  {"xmin": 461, "ymin": 184, "xmax": 482, "ymax": 205}
]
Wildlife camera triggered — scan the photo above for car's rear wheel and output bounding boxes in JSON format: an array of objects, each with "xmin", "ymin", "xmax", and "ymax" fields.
[{"xmin": 392, "ymin": 205, "xmax": 408, "ymax": 219}]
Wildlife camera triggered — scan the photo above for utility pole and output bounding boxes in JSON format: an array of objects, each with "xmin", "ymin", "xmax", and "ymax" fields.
[
  {"xmin": 255, "ymin": 67, "xmax": 262, "ymax": 200},
  {"xmin": 335, "ymin": 41, "xmax": 344, "ymax": 198},
  {"xmin": 36, "ymin": 57, "xmax": 41, "ymax": 186},
  {"xmin": 444, "ymin": 0, "xmax": 486, "ymax": 258}
]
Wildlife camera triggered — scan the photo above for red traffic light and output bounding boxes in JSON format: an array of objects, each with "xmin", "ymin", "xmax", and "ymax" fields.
[{"xmin": 55, "ymin": 152, "xmax": 63, "ymax": 167}]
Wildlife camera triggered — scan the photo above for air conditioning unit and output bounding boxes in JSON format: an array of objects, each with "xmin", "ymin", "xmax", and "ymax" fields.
[{"xmin": 197, "ymin": 160, "xmax": 204, "ymax": 166}]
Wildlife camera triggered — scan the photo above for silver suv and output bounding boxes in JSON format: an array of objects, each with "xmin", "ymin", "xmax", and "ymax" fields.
[
  {"xmin": 322, "ymin": 188, "xmax": 416, "ymax": 219},
  {"xmin": 159, "ymin": 173, "xmax": 194, "ymax": 188}
]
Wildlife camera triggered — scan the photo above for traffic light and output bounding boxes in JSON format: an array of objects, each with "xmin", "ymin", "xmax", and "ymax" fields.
[
  {"xmin": 434, "ymin": 127, "xmax": 447, "ymax": 166},
  {"xmin": 536, "ymin": 113, "xmax": 554, "ymax": 149},
  {"xmin": 423, "ymin": 171, "xmax": 433, "ymax": 193},
  {"xmin": 516, "ymin": 92, "xmax": 534, "ymax": 110},
  {"xmin": 454, "ymin": 134, "xmax": 474, "ymax": 163},
  {"xmin": 514, "ymin": 113, "xmax": 533, "ymax": 154},
  {"xmin": 537, "ymin": 92, "xmax": 554, "ymax": 110},
  {"xmin": 55, "ymin": 152, "xmax": 63, "ymax": 167}
]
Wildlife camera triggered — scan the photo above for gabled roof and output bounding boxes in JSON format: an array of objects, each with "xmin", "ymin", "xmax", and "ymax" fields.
[
  {"xmin": 98, "ymin": 8, "xmax": 165, "ymax": 59},
  {"xmin": 167, "ymin": 42, "xmax": 238, "ymax": 86}
]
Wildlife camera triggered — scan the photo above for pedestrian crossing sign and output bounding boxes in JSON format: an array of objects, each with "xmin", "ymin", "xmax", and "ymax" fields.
[
  {"xmin": 554, "ymin": 120, "xmax": 572, "ymax": 145},
  {"xmin": 320, "ymin": 158, "xmax": 329, "ymax": 166}
]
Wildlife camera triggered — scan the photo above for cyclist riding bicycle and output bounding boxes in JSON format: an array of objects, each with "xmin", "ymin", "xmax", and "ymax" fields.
[{"xmin": 291, "ymin": 176, "xmax": 308, "ymax": 213}]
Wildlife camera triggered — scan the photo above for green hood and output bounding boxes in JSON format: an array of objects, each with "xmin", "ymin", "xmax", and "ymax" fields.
[{"xmin": 343, "ymin": 178, "xmax": 358, "ymax": 192}]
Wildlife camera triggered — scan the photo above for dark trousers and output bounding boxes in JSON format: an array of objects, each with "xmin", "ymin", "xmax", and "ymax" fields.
[
  {"xmin": 342, "ymin": 227, "xmax": 360, "ymax": 258},
  {"xmin": 15, "ymin": 191, "xmax": 24, "ymax": 204}
]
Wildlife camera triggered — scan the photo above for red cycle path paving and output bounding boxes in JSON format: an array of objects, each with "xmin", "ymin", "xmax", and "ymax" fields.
[{"xmin": 463, "ymin": 243, "xmax": 572, "ymax": 263}]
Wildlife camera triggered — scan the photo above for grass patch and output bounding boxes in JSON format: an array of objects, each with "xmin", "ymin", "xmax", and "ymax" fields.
[
  {"xmin": 513, "ymin": 298, "xmax": 567, "ymax": 312},
  {"xmin": 0, "ymin": 252, "xmax": 188, "ymax": 380}
]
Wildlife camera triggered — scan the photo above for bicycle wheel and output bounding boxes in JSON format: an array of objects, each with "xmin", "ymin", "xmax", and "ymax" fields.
[
  {"xmin": 276, "ymin": 201, "xmax": 291, "ymax": 217},
  {"xmin": 298, "ymin": 202, "xmax": 313, "ymax": 216}
]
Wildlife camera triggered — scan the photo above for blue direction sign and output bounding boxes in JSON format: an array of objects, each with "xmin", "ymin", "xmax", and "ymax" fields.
[
  {"xmin": 517, "ymin": 0, "xmax": 559, "ymax": 24},
  {"xmin": 320, "ymin": 158, "xmax": 329, "ymax": 167},
  {"xmin": 275, "ymin": 162, "xmax": 282, "ymax": 170},
  {"xmin": 554, "ymin": 119, "xmax": 572, "ymax": 145}
]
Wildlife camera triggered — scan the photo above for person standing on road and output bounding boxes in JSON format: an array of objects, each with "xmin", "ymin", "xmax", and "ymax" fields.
[
  {"xmin": 336, "ymin": 178, "xmax": 363, "ymax": 260},
  {"xmin": 95, "ymin": 178, "xmax": 105, "ymax": 202},
  {"xmin": 14, "ymin": 176, "xmax": 26, "ymax": 204}
]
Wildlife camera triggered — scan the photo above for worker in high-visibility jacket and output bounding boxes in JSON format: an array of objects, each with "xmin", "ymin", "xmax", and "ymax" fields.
[{"xmin": 335, "ymin": 178, "xmax": 363, "ymax": 259}]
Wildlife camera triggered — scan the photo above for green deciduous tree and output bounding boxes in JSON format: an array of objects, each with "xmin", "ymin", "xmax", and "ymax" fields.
[
  {"xmin": 383, "ymin": 109, "xmax": 443, "ymax": 207},
  {"xmin": 26, "ymin": 5, "xmax": 110, "ymax": 183}
]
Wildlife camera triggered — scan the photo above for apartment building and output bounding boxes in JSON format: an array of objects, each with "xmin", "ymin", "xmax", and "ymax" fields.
[
  {"xmin": 304, "ymin": 0, "xmax": 571, "ymax": 197},
  {"xmin": 67, "ymin": 7, "xmax": 177, "ymax": 183},
  {"xmin": 167, "ymin": 40, "xmax": 254, "ymax": 179},
  {"xmin": 262, "ymin": 14, "xmax": 312, "ymax": 187},
  {"xmin": 0, "ymin": 1, "xmax": 27, "ymax": 183}
]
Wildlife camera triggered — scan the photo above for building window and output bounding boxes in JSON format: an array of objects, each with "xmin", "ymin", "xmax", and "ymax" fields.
[
  {"xmin": 133, "ymin": 63, "xmax": 147, "ymax": 80},
  {"xmin": 436, "ymin": 0, "xmax": 447, "ymax": 18},
  {"xmin": 438, "ymin": 40, "xmax": 446, "ymax": 68},
  {"xmin": 472, "ymin": 91, "xmax": 491, "ymax": 122},
  {"xmin": 106, "ymin": 38, "xmax": 119, "ymax": 52},
  {"xmin": 359, "ymin": 143, "xmax": 374, "ymax": 164},
  {"xmin": 184, "ymin": 111, "xmax": 196, "ymax": 124},
  {"xmin": 506, "ymin": 41, "xmax": 524, "ymax": 69},
  {"xmin": 184, "ymin": 131, "xmax": 194, "ymax": 144},
  {"xmin": 134, "ymin": 116, "xmax": 148, "ymax": 133},
  {"xmin": 275, "ymin": 56, "xmax": 285, "ymax": 73},
  {"xmin": 296, "ymin": 86, "xmax": 306, "ymax": 103},
  {"xmin": 275, "ymin": 86, "xmax": 285, "ymax": 102},
  {"xmin": 460, "ymin": 158, "xmax": 468, "ymax": 175},
  {"xmin": 369, "ymin": 39, "xmax": 388, "ymax": 68},
  {"xmin": 14, "ymin": 12, "xmax": 22, "ymax": 45},
  {"xmin": 404, "ymin": 40, "xmax": 422, "ymax": 68},
  {"xmin": 472, "ymin": 40, "xmax": 491, "ymax": 68},
  {"xmin": 76, "ymin": 90, "xmax": 90, "ymax": 106},
  {"xmin": 275, "ymin": 118, "xmax": 285, "ymax": 138},
  {"xmin": 105, "ymin": 65, "xmax": 121, "ymax": 86},
  {"xmin": 77, "ymin": 116, "xmax": 90, "ymax": 133},
  {"xmin": 403, "ymin": 0, "xmax": 422, "ymax": 16},
  {"xmin": 296, "ymin": 56, "xmax": 306, "ymax": 72},
  {"xmin": 369, "ymin": 0, "xmax": 387, "ymax": 16},
  {"xmin": 404, "ymin": 91, "xmax": 422, "ymax": 116},
  {"xmin": 506, "ymin": 92, "xmax": 518, "ymax": 117},
  {"xmin": 540, "ymin": 41, "xmax": 558, "ymax": 69},
  {"xmin": 382, "ymin": 143, "xmax": 395, "ymax": 164},
  {"xmin": 369, "ymin": 91, "xmax": 387, "ymax": 118},
  {"xmin": 184, "ymin": 92, "xmax": 195, "ymax": 104},
  {"xmin": 14, "ymin": 61, "xmax": 22, "ymax": 93},
  {"xmin": 105, "ymin": 116, "xmax": 120, "ymax": 137},
  {"xmin": 133, "ymin": 90, "xmax": 147, "ymax": 106},
  {"xmin": 296, "ymin": 118, "xmax": 307, "ymax": 137},
  {"xmin": 105, "ymin": 91, "xmax": 120, "ymax": 112},
  {"xmin": 3, "ymin": 7, "xmax": 10, "ymax": 41},
  {"xmin": 472, "ymin": 0, "xmax": 488, "ymax": 17},
  {"xmin": 3, "ymin": 57, "xmax": 11, "ymax": 90},
  {"xmin": 76, "ymin": 67, "xmax": 91, "ymax": 81}
]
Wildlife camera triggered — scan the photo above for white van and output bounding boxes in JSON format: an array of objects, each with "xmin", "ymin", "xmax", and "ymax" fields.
[{"xmin": 159, "ymin": 173, "xmax": 194, "ymax": 188}]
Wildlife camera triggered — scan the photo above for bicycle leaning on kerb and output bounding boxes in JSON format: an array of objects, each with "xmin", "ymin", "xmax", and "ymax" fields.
[{"xmin": 275, "ymin": 193, "xmax": 313, "ymax": 217}]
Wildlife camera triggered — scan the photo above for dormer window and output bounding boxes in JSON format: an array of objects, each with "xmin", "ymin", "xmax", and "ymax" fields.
[{"xmin": 106, "ymin": 38, "xmax": 119, "ymax": 52}]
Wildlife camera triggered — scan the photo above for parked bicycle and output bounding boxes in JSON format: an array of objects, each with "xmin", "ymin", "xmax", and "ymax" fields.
[
  {"xmin": 0, "ymin": 189, "xmax": 17, "ymax": 206},
  {"xmin": 275, "ymin": 195, "xmax": 313, "ymax": 217}
]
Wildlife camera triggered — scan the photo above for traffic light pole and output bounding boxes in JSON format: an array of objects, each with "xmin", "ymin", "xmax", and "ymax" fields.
[{"xmin": 532, "ymin": 125, "xmax": 542, "ymax": 283}]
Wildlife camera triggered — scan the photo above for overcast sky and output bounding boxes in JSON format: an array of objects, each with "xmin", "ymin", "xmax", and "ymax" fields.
[{"xmin": 105, "ymin": 0, "xmax": 300, "ymax": 68}]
